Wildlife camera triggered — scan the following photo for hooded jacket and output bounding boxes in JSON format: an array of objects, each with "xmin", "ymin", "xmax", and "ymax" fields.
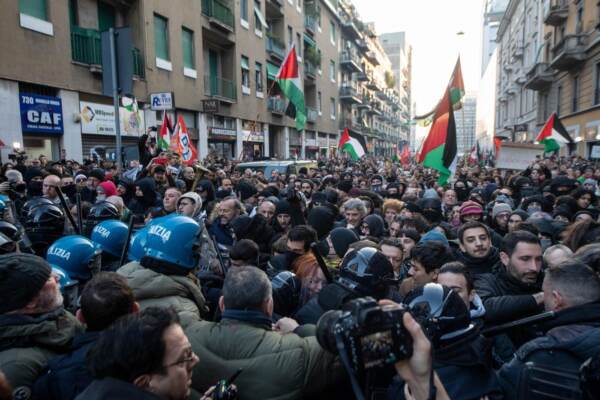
[
  {"xmin": 454, "ymin": 246, "xmax": 500, "ymax": 277},
  {"xmin": 127, "ymin": 178, "xmax": 161, "ymax": 215},
  {"xmin": 307, "ymin": 206, "xmax": 336, "ymax": 240},
  {"xmin": 498, "ymin": 301, "xmax": 600, "ymax": 399},
  {"xmin": 178, "ymin": 192, "xmax": 203, "ymax": 220},
  {"xmin": 362, "ymin": 214, "xmax": 385, "ymax": 239},
  {"xmin": 117, "ymin": 261, "xmax": 207, "ymax": 327},
  {"xmin": 0, "ymin": 309, "xmax": 82, "ymax": 395},
  {"xmin": 186, "ymin": 310, "xmax": 342, "ymax": 400}
]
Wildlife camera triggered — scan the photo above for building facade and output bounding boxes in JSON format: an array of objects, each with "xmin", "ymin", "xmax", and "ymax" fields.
[
  {"xmin": 494, "ymin": 0, "xmax": 544, "ymax": 143},
  {"xmin": 482, "ymin": 0, "xmax": 509, "ymax": 76},
  {"xmin": 0, "ymin": 0, "xmax": 403, "ymax": 162},
  {"xmin": 456, "ymin": 94, "xmax": 477, "ymax": 155}
]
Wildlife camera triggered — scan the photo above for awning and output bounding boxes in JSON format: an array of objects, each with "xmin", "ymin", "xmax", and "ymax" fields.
[
  {"xmin": 303, "ymin": 33, "xmax": 316, "ymax": 48},
  {"xmin": 254, "ymin": 5, "xmax": 269, "ymax": 29},
  {"xmin": 267, "ymin": 62, "xmax": 280, "ymax": 80},
  {"xmin": 241, "ymin": 57, "xmax": 249, "ymax": 70}
]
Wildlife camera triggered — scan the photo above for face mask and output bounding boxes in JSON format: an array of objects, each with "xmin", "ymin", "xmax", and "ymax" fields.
[
  {"xmin": 96, "ymin": 194, "xmax": 106, "ymax": 202},
  {"xmin": 62, "ymin": 184, "xmax": 76, "ymax": 198},
  {"xmin": 27, "ymin": 181, "xmax": 43, "ymax": 197},
  {"xmin": 371, "ymin": 184, "xmax": 382, "ymax": 192}
]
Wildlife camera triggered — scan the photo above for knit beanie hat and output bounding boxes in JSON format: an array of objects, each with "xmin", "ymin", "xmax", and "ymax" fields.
[
  {"xmin": 418, "ymin": 229, "xmax": 449, "ymax": 246},
  {"xmin": 88, "ymin": 168, "xmax": 105, "ymax": 182},
  {"xmin": 0, "ymin": 253, "xmax": 51, "ymax": 314},
  {"xmin": 492, "ymin": 203, "xmax": 513, "ymax": 219},
  {"xmin": 330, "ymin": 227, "xmax": 360, "ymax": 258},
  {"xmin": 459, "ymin": 200, "xmax": 483, "ymax": 217}
]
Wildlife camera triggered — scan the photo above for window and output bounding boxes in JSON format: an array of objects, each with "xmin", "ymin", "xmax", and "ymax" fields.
[
  {"xmin": 329, "ymin": 60, "xmax": 335, "ymax": 82},
  {"xmin": 296, "ymin": 33, "xmax": 302, "ymax": 58},
  {"xmin": 330, "ymin": 97, "xmax": 336, "ymax": 119},
  {"xmin": 241, "ymin": 56, "xmax": 251, "ymax": 94},
  {"xmin": 317, "ymin": 91, "xmax": 322, "ymax": 114},
  {"xmin": 557, "ymin": 85, "xmax": 562, "ymax": 116},
  {"xmin": 154, "ymin": 14, "xmax": 171, "ymax": 70},
  {"xmin": 576, "ymin": 3, "xmax": 584, "ymax": 33},
  {"xmin": 154, "ymin": 14, "xmax": 169, "ymax": 60},
  {"xmin": 254, "ymin": 0, "xmax": 267, "ymax": 37},
  {"xmin": 241, "ymin": 0, "xmax": 248, "ymax": 23},
  {"xmin": 330, "ymin": 20, "xmax": 336, "ymax": 45},
  {"xmin": 288, "ymin": 26, "xmax": 293, "ymax": 48},
  {"xmin": 255, "ymin": 62, "xmax": 263, "ymax": 96},
  {"xmin": 182, "ymin": 27, "xmax": 195, "ymax": 71},
  {"xmin": 572, "ymin": 75, "xmax": 579, "ymax": 112},
  {"xmin": 20, "ymin": 0, "xmax": 47, "ymax": 20},
  {"xmin": 594, "ymin": 63, "xmax": 600, "ymax": 105}
]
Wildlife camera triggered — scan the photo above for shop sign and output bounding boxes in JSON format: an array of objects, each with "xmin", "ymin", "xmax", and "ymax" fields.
[
  {"xmin": 150, "ymin": 92, "xmax": 174, "ymax": 110},
  {"xmin": 209, "ymin": 126, "xmax": 236, "ymax": 137},
  {"xmin": 20, "ymin": 93, "xmax": 63, "ymax": 135},
  {"xmin": 202, "ymin": 99, "xmax": 219, "ymax": 113},
  {"xmin": 79, "ymin": 101, "xmax": 145, "ymax": 136},
  {"xmin": 318, "ymin": 136, "xmax": 328, "ymax": 147},
  {"xmin": 243, "ymin": 130, "xmax": 264, "ymax": 142}
]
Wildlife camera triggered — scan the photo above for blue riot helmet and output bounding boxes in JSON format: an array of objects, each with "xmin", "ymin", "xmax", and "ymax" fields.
[
  {"xmin": 0, "ymin": 232, "xmax": 16, "ymax": 254},
  {"xmin": 91, "ymin": 219, "xmax": 129, "ymax": 258},
  {"xmin": 20, "ymin": 197, "xmax": 54, "ymax": 223},
  {"xmin": 47, "ymin": 235, "xmax": 102, "ymax": 281},
  {"xmin": 84, "ymin": 201, "xmax": 120, "ymax": 237},
  {"xmin": 50, "ymin": 264, "xmax": 79, "ymax": 313},
  {"xmin": 143, "ymin": 215, "xmax": 201, "ymax": 270},
  {"xmin": 0, "ymin": 199, "xmax": 5, "ymax": 215},
  {"xmin": 128, "ymin": 228, "xmax": 148, "ymax": 262}
]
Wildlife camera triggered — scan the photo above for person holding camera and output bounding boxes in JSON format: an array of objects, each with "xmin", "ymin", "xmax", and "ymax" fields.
[{"xmin": 186, "ymin": 266, "xmax": 343, "ymax": 400}]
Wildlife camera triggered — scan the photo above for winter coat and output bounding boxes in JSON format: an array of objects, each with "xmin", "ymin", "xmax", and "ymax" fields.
[
  {"xmin": 32, "ymin": 331, "xmax": 99, "ymax": 400},
  {"xmin": 186, "ymin": 311, "xmax": 342, "ymax": 400},
  {"xmin": 498, "ymin": 302, "xmax": 600, "ymax": 399},
  {"xmin": 0, "ymin": 309, "xmax": 82, "ymax": 398},
  {"xmin": 74, "ymin": 377, "xmax": 161, "ymax": 400},
  {"xmin": 454, "ymin": 246, "xmax": 500, "ymax": 277},
  {"xmin": 117, "ymin": 261, "xmax": 207, "ymax": 327},
  {"xmin": 127, "ymin": 178, "xmax": 161, "ymax": 215}
]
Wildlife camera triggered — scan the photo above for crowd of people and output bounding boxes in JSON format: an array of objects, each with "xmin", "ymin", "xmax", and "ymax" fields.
[{"xmin": 0, "ymin": 138, "xmax": 599, "ymax": 400}]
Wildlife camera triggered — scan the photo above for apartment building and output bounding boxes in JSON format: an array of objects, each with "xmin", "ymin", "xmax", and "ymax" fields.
[
  {"xmin": 455, "ymin": 94, "xmax": 477, "ymax": 155},
  {"xmin": 494, "ymin": 0, "xmax": 544, "ymax": 143},
  {"xmin": 482, "ymin": 0, "xmax": 509, "ymax": 76},
  {"xmin": 0, "ymin": 0, "xmax": 402, "ymax": 162}
]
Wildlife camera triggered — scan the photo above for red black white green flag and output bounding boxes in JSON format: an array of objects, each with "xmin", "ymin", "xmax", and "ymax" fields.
[
  {"xmin": 535, "ymin": 112, "xmax": 573, "ymax": 153},
  {"xmin": 276, "ymin": 45, "xmax": 306, "ymax": 131},
  {"xmin": 339, "ymin": 128, "xmax": 367, "ymax": 160},
  {"xmin": 417, "ymin": 87, "xmax": 457, "ymax": 185}
]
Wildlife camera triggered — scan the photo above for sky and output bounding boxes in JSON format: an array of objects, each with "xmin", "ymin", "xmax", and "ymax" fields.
[{"xmin": 352, "ymin": 0, "xmax": 485, "ymax": 114}]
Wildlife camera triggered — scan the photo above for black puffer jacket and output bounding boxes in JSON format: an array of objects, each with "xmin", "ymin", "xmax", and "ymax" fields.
[
  {"xmin": 454, "ymin": 246, "xmax": 500, "ymax": 277},
  {"xmin": 498, "ymin": 302, "xmax": 600, "ymax": 399}
]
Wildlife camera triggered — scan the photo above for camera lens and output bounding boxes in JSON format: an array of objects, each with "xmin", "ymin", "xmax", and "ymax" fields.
[{"xmin": 316, "ymin": 310, "xmax": 344, "ymax": 354}]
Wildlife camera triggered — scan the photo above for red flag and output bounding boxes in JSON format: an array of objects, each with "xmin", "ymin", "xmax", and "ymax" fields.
[
  {"xmin": 174, "ymin": 116, "xmax": 198, "ymax": 165},
  {"xmin": 400, "ymin": 144, "xmax": 410, "ymax": 166},
  {"xmin": 494, "ymin": 137, "xmax": 503, "ymax": 159}
]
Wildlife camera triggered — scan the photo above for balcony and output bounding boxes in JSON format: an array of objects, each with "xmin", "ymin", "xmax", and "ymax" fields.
[
  {"xmin": 511, "ymin": 42, "xmax": 524, "ymax": 59},
  {"xmin": 525, "ymin": 62, "xmax": 554, "ymax": 91},
  {"xmin": 365, "ymin": 51, "xmax": 379, "ymax": 65},
  {"xmin": 306, "ymin": 107, "xmax": 318, "ymax": 123},
  {"xmin": 267, "ymin": 96, "xmax": 286, "ymax": 114},
  {"xmin": 376, "ymin": 91, "xmax": 387, "ymax": 101},
  {"xmin": 266, "ymin": 35, "xmax": 286, "ymax": 60},
  {"xmin": 355, "ymin": 71, "xmax": 368, "ymax": 81},
  {"xmin": 204, "ymin": 75, "xmax": 236, "ymax": 102},
  {"xmin": 341, "ymin": 17, "xmax": 361, "ymax": 39},
  {"xmin": 202, "ymin": 0, "xmax": 234, "ymax": 32},
  {"xmin": 71, "ymin": 27, "xmax": 144, "ymax": 78},
  {"xmin": 339, "ymin": 117, "xmax": 362, "ymax": 131},
  {"xmin": 357, "ymin": 95, "xmax": 372, "ymax": 109},
  {"xmin": 340, "ymin": 50, "xmax": 362, "ymax": 72},
  {"xmin": 356, "ymin": 39, "xmax": 369, "ymax": 52},
  {"xmin": 339, "ymin": 85, "xmax": 362, "ymax": 104},
  {"xmin": 551, "ymin": 35, "xmax": 586, "ymax": 70},
  {"xmin": 371, "ymin": 102, "xmax": 383, "ymax": 116},
  {"xmin": 304, "ymin": 61, "xmax": 317, "ymax": 79},
  {"xmin": 304, "ymin": 14, "xmax": 317, "ymax": 34},
  {"xmin": 544, "ymin": 0, "xmax": 569, "ymax": 26}
]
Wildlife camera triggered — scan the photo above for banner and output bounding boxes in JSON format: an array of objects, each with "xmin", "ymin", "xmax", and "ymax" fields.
[
  {"xmin": 20, "ymin": 93, "xmax": 63, "ymax": 135},
  {"xmin": 79, "ymin": 101, "xmax": 145, "ymax": 136}
]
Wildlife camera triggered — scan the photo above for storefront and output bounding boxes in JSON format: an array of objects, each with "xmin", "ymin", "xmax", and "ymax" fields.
[
  {"xmin": 305, "ymin": 131, "xmax": 319, "ymax": 159},
  {"xmin": 79, "ymin": 100, "xmax": 145, "ymax": 162},
  {"xmin": 19, "ymin": 92, "xmax": 64, "ymax": 160},
  {"xmin": 318, "ymin": 133, "xmax": 328, "ymax": 157},
  {"xmin": 289, "ymin": 128, "xmax": 302, "ymax": 159},
  {"xmin": 242, "ymin": 120, "xmax": 265, "ymax": 160},
  {"xmin": 329, "ymin": 133, "xmax": 338, "ymax": 157},
  {"xmin": 207, "ymin": 115, "xmax": 236, "ymax": 159}
]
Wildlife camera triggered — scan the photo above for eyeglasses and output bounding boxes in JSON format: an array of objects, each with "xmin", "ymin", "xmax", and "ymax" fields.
[{"xmin": 163, "ymin": 352, "xmax": 197, "ymax": 369}]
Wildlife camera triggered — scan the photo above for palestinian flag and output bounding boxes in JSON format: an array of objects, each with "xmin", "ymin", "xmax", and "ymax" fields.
[
  {"xmin": 417, "ymin": 88, "xmax": 457, "ymax": 185},
  {"xmin": 535, "ymin": 112, "xmax": 573, "ymax": 153},
  {"xmin": 158, "ymin": 111, "xmax": 173, "ymax": 151},
  {"xmin": 276, "ymin": 45, "xmax": 306, "ymax": 131},
  {"xmin": 449, "ymin": 58, "xmax": 465, "ymax": 109},
  {"xmin": 339, "ymin": 128, "xmax": 366, "ymax": 160},
  {"xmin": 392, "ymin": 145, "xmax": 401, "ymax": 162},
  {"xmin": 400, "ymin": 144, "xmax": 410, "ymax": 166}
]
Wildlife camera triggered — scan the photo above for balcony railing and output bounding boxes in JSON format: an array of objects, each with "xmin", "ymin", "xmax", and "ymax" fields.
[
  {"xmin": 71, "ymin": 26, "xmax": 101, "ymax": 65},
  {"xmin": 266, "ymin": 36, "xmax": 286, "ymax": 60},
  {"xmin": 304, "ymin": 14, "xmax": 317, "ymax": 33},
  {"xmin": 202, "ymin": 0, "xmax": 234, "ymax": 31},
  {"xmin": 306, "ymin": 107, "xmax": 318, "ymax": 122},
  {"xmin": 339, "ymin": 85, "xmax": 361, "ymax": 104},
  {"xmin": 340, "ymin": 50, "xmax": 362, "ymax": 72},
  {"xmin": 204, "ymin": 75, "xmax": 237, "ymax": 101},
  {"xmin": 71, "ymin": 26, "xmax": 144, "ymax": 78},
  {"xmin": 544, "ymin": 0, "xmax": 569, "ymax": 26},
  {"xmin": 267, "ymin": 96, "xmax": 286, "ymax": 113},
  {"xmin": 304, "ymin": 61, "xmax": 317, "ymax": 78},
  {"xmin": 551, "ymin": 34, "xmax": 586, "ymax": 70}
]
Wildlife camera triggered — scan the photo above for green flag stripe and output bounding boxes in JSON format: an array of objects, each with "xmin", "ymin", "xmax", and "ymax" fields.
[
  {"xmin": 277, "ymin": 78, "xmax": 306, "ymax": 131},
  {"xmin": 423, "ymin": 144, "xmax": 451, "ymax": 185}
]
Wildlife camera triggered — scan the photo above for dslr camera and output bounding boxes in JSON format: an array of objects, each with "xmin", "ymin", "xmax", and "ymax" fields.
[
  {"xmin": 316, "ymin": 297, "xmax": 412, "ymax": 377},
  {"xmin": 8, "ymin": 150, "xmax": 27, "ymax": 163}
]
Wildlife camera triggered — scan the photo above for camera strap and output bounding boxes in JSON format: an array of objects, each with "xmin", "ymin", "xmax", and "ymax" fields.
[{"xmin": 334, "ymin": 330, "xmax": 366, "ymax": 400}]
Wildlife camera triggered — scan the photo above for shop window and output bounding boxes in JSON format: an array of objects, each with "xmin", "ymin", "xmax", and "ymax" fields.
[{"xmin": 241, "ymin": 56, "xmax": 251, "ymax": 95}]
